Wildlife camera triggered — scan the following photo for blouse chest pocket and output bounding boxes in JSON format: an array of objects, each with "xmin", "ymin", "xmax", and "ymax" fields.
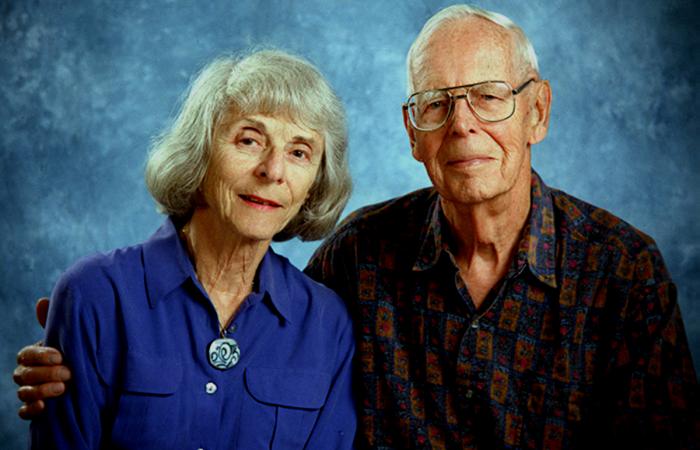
[
  {"xmin": 102, "ymin": 352, "xmax": 183, "ymax": 449},
  {"xmin": 238, "ymin": 367, "xmax": 332, "ymax": 450}
]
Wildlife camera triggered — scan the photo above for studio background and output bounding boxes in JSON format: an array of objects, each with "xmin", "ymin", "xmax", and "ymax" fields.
[{"xmin": 1, "ymin": 0, "xmax": 698, "ymax": 446}]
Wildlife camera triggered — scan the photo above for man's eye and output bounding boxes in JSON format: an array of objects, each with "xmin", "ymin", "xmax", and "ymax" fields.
[
  {"xmin": 427, "ymin": 101, "xmax": 445, "ymax": 109},
  {"xmin": 476, "ymin": 92, "xmax": 505, "ymax": 102}
]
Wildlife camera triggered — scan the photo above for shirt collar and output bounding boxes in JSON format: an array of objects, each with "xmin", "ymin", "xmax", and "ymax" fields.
[
  {"xmin": 142, "ymin": 217, "xmax": 293, "ymax": 322},
  {"xmin": 521, "ymin": 171, "xmax": 558, "ymax": 288},
  {"xmin": 255, "ymin": 248, "xmax": 293, "ymax": 323},
  {"xmin": 412, "ymin": 190, "xmax": 443, "ymax": 271},
  {"xmin": 412, "ymin": 170, "xmax": 558, "ymax": 288},
  {"xmin": 142, "ymin": 218, "xmax": 193, "ymax": 308}
]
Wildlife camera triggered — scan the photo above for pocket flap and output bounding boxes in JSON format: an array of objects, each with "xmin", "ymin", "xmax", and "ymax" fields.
[
  {"xmin": 244, "ymin": 367, "xmax": 331, "ymax": 409},
  {"xmin": 98, "ymin": 350, "xmax": 182, "ymax": 395}
]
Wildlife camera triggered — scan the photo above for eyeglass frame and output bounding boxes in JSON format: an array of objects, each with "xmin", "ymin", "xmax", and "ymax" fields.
[{"xmin": 403, "ymin": 78, "xmax": 537, "ymax": 131}]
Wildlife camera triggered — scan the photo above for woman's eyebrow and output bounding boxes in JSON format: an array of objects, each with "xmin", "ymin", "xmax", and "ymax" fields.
[
  {"xmin": 239, "ymin": 118, "xmax": 267, "ymax": 133},
  {"xmin": 291, "ymin": 135, "xmax": 319, "ymax": 147}
]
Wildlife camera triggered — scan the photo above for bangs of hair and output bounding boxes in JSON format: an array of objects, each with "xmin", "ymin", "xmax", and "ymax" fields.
[{"xmin": 225, "ymin": 53, "xmax": 329, "ymax": 136}]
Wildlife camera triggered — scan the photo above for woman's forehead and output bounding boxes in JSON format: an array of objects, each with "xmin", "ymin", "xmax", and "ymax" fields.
[{"xmin": 219, "ymin": 113, "xmax": 323, "ymax": 146}]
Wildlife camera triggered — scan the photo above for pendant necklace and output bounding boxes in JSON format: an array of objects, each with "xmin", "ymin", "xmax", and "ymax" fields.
[
  {"xmin": 180, "ymin": 223, "xmax": 242, "ymax": 370},
  {"xmin": 208, "ymin": 320, "xmax": 241, "ymax": 370}
]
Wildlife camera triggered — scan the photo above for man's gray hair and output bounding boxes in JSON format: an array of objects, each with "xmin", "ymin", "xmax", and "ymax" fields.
[
  {"xmin": 406, "ymin": 4, "xmax": 540, "ymax": 95},
  {"xmin": 145, "ymin": 49, "xmax": 352, "ymax": 242}
]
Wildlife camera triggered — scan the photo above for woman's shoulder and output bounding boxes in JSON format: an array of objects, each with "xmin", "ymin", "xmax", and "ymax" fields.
[
  {"xmin": 60, "ymin": 242, "xmax": 144, "ymax": 282},
  {"xmin": 52, "ymin": 243, "xmax": 146, "ymax": 308},
  {"xmin": 267, "ymin": 250, "xmax": 352, "ymax": 323},
  {"xmin": 56, "ymin": 219, "xmax": 182, "ymax": 294}
]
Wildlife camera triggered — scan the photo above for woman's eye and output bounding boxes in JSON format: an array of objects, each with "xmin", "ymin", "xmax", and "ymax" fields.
[
  {"xmin": 291, "ymin": 149, "xmax": 309, "ymax": 160},
  {"xmin": 240, "ymin": 137, "xmax": 259, "ymax": 146}
]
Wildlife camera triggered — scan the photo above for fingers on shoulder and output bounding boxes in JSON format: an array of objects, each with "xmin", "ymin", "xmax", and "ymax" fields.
[
  {"xmin": 13, "ymin": 364, "xmax": 71, "ymax": 387},
  {"xmin": 18, "ymin": 400, "xmax": 46, "ymax": 420},
  {"xmin": 16, "ymin": 343, "xmax": 62, "ymax": 366},
  {"xmin": 17, "ymin": 382, "xmax": 65, "ymax": 402}
]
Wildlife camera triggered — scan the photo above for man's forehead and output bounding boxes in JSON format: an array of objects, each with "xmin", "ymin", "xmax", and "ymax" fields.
[{"xmin": 414, "ymin": 22, "xmax": 516, "ymax": 90}]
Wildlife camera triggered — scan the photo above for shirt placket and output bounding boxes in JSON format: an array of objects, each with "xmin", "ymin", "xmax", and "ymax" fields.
[
  {"xmin": 454, "ymin": 274, "xmax": 486, "ymax": 403},
  {"xmin": 452, "ymin": 257, "xmax": 528, "ymax": 443},
  {"xmin": 190, "ymin": 285, "xmax": 255, "ymax": 450},
  {"xmin": 193, "ymin": 296, "xmax": 233, "ymax": 450}
]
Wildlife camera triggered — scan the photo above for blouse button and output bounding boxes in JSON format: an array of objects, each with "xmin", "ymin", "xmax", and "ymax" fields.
[{"xmin": 205, "ymin": 382, "xmax": 217, "ymax": 394}]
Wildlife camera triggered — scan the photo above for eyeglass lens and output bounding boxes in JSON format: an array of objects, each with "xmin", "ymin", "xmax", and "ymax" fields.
[{"xmin": 409, "ymin": 82, "xmax": 514, "ymax": 129}]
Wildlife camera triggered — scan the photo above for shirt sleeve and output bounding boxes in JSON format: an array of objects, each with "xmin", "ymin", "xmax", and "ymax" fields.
[
  {"xmin": 303, "ymin": 307, "xmax": 358, "ymax": 449},
  {"xmin": 304, "ymin": 233, "xmax": 361, "ymax": 448},
  {"xmin": 30, "ymin": 268, "xmax": 112, "ymax": 450},
  {"xmin": 602, "ymin": 245, "xmax": 700, "ymax": 448}
]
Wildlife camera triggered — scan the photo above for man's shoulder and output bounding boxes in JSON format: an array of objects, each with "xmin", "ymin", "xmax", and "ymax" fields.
[
  {"xmin": 331, "ymin": 187, "xmax": 437, "ymax": 241},
  {"xmin": 305, "ymin": 187, "xmax": 436, "ymax": 280},
  {"xmin": 549, "ymin": 186, "xmax": 659, "ymax": 258}
]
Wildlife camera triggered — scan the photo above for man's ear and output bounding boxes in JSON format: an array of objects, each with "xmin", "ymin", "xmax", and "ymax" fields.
[
  {"xmin": 403, "ymin": 106, "xmax": 422, "ymax": 161},
  {"xmin": 528, "ymin": 80, "xmax": 552, "ymax": 145}
]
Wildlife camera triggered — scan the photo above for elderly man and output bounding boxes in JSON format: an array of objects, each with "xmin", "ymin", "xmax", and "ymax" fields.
[{"xmin": 14, "ymin": 4, "xmax": 698, "ymax": 449}]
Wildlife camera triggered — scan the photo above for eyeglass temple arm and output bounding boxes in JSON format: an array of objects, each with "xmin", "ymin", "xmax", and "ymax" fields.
[{"xmin": 513, "ymin": 78, "xmax": 536, "ymax": 95}]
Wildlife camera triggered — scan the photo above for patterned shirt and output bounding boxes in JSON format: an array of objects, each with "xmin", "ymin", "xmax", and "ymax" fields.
[{"xmin": 306, "ymin": 171, "xmax": 698, "ymax": 449}]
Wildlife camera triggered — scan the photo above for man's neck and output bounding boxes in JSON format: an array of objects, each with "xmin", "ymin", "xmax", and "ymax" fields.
[{"xmin": 440, "ymin": 174, "xmax": 531, "ymax": 308}]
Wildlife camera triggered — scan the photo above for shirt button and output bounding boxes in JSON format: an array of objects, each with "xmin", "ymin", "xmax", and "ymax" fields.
[
  {"xmin": 471, "ymin": 321, "xmax": 479, "ymax": 329},
  {"xmin": 465, "ymin": 389, "xmax": 474, "ymax": 399},
  {"xmin": 205, "ymin": 382, "xmax": 217, "ymax": 394}
]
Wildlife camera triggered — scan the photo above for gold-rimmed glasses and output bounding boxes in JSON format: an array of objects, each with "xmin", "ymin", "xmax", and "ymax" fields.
[{"xmin": 404, "ymin": 79, "xmax": 536, "ymax": 131}]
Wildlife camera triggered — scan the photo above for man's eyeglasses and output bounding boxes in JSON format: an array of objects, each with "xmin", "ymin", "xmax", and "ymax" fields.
[{"xmin": 404, "ymin": 79, "xmax": 536, "ymax": 131}]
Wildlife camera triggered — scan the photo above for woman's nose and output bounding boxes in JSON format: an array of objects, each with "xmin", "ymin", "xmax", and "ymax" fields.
[{"xmin": 254, "ymin": 150, "xmax": 285, "ymax": 184}]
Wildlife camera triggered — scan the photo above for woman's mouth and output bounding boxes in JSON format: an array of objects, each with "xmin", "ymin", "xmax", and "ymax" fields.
[{"xmin": 239, "ymin": 194, "xmax": 282, "ymax": 208}]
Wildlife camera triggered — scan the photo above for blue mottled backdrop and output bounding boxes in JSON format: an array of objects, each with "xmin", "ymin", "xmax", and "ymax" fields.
[{"xmin": 1, "ymin": 0, "xmax": 698, "ymax": 446}]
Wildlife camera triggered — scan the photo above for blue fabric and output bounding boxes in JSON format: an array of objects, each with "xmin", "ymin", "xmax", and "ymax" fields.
[{"xmin": 30, "ymin": 218, "xmax": 356, "ymax": 450}]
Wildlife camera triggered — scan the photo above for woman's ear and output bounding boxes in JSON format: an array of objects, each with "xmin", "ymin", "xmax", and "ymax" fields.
[
  {"xmin": 194, "ymin": 186, "xmax": 208, "ymax": 207},
  {"xmin": 528, "ymin": 80, "xmax": 552, "ymax": 146}
]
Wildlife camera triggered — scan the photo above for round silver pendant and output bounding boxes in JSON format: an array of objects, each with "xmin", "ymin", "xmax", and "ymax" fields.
[{"xmin": 207, "ymin": 337, "xmax": 240, "ymax": 370}]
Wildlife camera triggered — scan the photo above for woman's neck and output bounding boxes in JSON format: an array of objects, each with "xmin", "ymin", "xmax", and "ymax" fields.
[{"xmin": 182, "ymin": 208, "xmax": 270, "ymax": 327}]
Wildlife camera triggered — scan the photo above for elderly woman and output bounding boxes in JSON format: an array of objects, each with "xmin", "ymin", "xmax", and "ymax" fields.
[{"xmin": 29, "ymin": 49, "xmax": 355, "ymax": 449}]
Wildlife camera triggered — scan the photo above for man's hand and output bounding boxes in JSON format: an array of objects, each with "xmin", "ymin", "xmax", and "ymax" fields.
[{"xmin": 13, "ymin": 298, "xmax": 72, "ymax": 420}]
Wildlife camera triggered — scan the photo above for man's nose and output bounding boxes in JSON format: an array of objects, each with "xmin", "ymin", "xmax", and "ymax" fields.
[
  {"xmin": 448, "ymin": 94, "xmax": 479, "ymax": 134},
  {"xmin": 254, "ymin": 150, "xmax": 285, "ymax": 184}
]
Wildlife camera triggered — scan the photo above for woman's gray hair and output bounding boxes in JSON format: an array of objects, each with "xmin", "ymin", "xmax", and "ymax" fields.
[
  {"xmin": 145, "ymin": 49, "xmax": 352, "ymax": 241},
  {"xmin": 406, "ymin": 4, "xmax": 540, "ymax": 95}
]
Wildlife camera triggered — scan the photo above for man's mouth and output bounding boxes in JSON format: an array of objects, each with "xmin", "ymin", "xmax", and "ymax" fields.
[
  {"xmin": 447, "ymin": 155, "xmax": 495, "ymax": 167},
  {"xmin": 239, "ymin": 194, "xmax": 282, "ymax": 208}
]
